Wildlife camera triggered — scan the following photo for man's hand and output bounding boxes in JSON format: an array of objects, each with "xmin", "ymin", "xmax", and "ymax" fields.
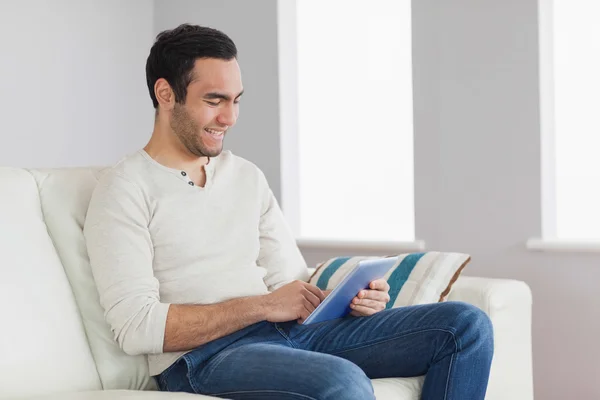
[
  {"xmin": 263, "ymin": 280, "xmax": 326, "ymax": 324},
  {"xmin": 349, "ymin": 279, "xmax": 391, "ymax": 317}
]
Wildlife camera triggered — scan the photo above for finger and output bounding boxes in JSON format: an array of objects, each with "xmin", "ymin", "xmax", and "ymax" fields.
[
  {"xmin": 303, "ymin": 283, "xmax": 326, "ymax": 302},
  {"xmin": 349, "ymin": 304, "xmax": 377, "ymax": 316},
  {"xmin": 299, "ymin": 302, "xmax": 313, "ymax": 322},
  {"xmin": 353, "ymin": 298, "xmax": 382, "ymax": 309},
  {"xmin": 353, "ymin": 298, "xmax": 386, "ymax": 311},
  {"xmin": 296, "ymin": 304, "xmax": 311, "ymax": 324},
  {"xmin": 369, "ymin": 279, "xmax": 390, "ymax": 292},
  {"xmin": 361, "ymin": 290, "xmax": 391, "ymax": 303},
  {"xmin": 303, "ymin": 298, "xmax": 316, "ymax": 314},
  {"xmin": 350, "ymin": 310, "xmax": 364, "ymax": 317},
  {"xmin": 302, "ymin": 288, "xmax": 322, "ymax": 309}
]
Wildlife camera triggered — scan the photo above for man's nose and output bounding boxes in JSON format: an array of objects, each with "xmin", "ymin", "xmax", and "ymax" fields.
[{"xmin": 217, "ymin": 104, "xmax": 237, "ymax": 126}]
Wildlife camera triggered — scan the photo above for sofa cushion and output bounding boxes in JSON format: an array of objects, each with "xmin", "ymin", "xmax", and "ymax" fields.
[
  {"xmin": 0, "ymin": 167, "xmax": 101, "ymax": 399},
  {"xmin": 373, "ymin": 377, "xmax": 423, "ymax": 399},
  {"xmin": 310, "ymin": 252, "xmax": 470, "ymax": 307},
  {"xmin": 29, "ymin": 168, "xmax": 155, "ymax": 391},
  {"xmin": 19, "ymin": 390, "xmax": 212, "ymax": 399},
  {"xmin": 18, "ymin": 377, "xmax": 424, "ymax": 400}
]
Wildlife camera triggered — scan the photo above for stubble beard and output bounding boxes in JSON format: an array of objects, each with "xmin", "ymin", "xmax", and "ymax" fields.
[{"xmin": 170, "ymin": 103, "xmax": 223, "ymax": 158}]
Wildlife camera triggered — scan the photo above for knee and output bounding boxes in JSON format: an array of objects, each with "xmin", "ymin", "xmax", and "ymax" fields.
[
  {"xmin": 445, "ymin": 302, "xmax": 494, "ymax": 356},
  {"xmin": 320, "ymin": 358, "xmax": 374, "ymax": 400}
]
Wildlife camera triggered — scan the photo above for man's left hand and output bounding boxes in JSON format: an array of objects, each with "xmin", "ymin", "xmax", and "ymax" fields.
[{"xmin": 349, "ymin": 279, "xmax": 390, "ymax": 317}]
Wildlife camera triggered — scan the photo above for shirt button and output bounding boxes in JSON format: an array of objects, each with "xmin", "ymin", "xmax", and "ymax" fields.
[
  {"xmin": 188, "ymin": 181, "xmax": 194, "ymax": 186},
  {"xmin": 181, "ymin": 171, "xmax": 187, "ymax": 176}
]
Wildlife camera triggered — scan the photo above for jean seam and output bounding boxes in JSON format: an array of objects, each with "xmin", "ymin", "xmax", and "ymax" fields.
[
  {"xmin": 196, "ymin": 347, "xmax": 243, "ymax": 391},
  {"xmin": 274, "ymin": 323, "xmax": 297, "ymax": 349},
  {"xmin": 443, "ymin": 352, "xmax": 456, "ymax": 400},
  {"xmin": 207, "ymin": 389, "xmax": 318, "ymax": 400},
  {"xmin": 157, "ymin": 374, "xmax": 167, "ymax": 392},
  {"xmin": 158, "ymin": 355, "xmax": 183, "ymax": 391},
  {"xmin": 328, "ymin": 328, "xmax": 457, "ymax": 356},
  {"xmin": 431, "ymin": 326, "xmax": 460, "ymax": 363},
  {"xmin": 182, "ymin": 355, "xmax": 201, "ymax": 394}
]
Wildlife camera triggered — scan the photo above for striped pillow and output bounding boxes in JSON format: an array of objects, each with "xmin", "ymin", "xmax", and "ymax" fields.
[{"xmin": 309, "ymin": 252, "xmax": 471, "ymax": 308}]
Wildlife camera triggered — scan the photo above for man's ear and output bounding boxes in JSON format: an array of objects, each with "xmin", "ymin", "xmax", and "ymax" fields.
[{"xmin": 154, "ymin": 78, "xmax": 175, "ymax": 111}]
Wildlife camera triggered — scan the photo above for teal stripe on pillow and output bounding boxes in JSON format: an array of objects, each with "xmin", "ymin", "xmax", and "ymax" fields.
[
  {"xmin": 316, "ymin": 257, "xmax": 352, "ymax": 289},
  {"xmin": 385, "ymin": 253, "xmax": 426, "ymax": 309}
]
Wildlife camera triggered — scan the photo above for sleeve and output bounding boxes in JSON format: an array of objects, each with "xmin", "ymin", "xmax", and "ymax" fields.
[
  {"xmin": 257, "ymin": 172, "xmax": 309, "ymax": 291},
  {"xmin": 83, "ymin": 173, "xmax": 170, "ymax": 356}
]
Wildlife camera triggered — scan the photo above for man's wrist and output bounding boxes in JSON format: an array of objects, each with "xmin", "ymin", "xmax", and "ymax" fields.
[{"xmin": 252, "ymin": 293, "xmax": 272, "ymax": 321}]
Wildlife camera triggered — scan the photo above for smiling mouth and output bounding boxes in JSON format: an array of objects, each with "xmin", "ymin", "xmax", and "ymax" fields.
[{"xmin": 204, "ymin": 128, "xmax": 225, "ymax": 137}]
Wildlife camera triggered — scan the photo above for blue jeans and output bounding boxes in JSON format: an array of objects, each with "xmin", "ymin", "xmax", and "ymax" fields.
[{"xmin": 157, "ymin": 301, "xmax": 493, "ymax": 400}]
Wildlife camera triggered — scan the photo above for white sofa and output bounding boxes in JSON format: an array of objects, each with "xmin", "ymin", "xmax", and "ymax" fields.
[{"xmin": 0, "ymin": 167, "xmax": 535, "ymax": 400}]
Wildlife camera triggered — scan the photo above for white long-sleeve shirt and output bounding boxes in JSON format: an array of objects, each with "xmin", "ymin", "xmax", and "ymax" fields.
[{"xmin": 83, "ymin": 149, "xmax": 309, "ymax": 376}]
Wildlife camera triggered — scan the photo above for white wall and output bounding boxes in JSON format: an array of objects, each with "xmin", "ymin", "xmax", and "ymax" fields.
[
  {"xmin": 154, "ymin": 0, "xmax": 283, "ymax": 200},
  {"xmin": 0, "ymin": 0, "xmax": 154, "ymax": 168}
]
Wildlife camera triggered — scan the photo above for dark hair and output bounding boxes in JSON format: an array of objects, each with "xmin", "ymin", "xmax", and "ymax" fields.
[{"xmin": 145, "ymin": 24, "xmax": 238, "ymax": 109}]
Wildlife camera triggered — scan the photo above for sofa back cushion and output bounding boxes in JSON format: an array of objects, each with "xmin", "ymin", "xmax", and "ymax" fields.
[
  {"xmin": 29, "ymin": 167, "xmax": 155, "ymax": 391},
  {"xmin": 0, "ymin": 167, "xmax": 101, "ymax": 399}
]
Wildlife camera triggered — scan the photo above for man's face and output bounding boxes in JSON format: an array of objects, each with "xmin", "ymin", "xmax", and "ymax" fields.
[{"xmin": 170, "ymin": 58, "xmax": 243, "ymax": 158}]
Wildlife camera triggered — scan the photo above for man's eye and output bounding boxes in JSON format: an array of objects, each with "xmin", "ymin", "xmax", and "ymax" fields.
[{"xmin": 205, "ymin": 101, "xmax": 220, "ymax": 106}]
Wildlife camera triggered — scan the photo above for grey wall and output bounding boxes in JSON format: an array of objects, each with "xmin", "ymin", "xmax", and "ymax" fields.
[
  {"xmin": 412, "ymin": 1, "xmax": 600, "ymax": 399},
  {"xmin": 0, "ymin": 0, "xmax": 154, "ymax": 168},
  {"xmin": 0, "ymin": 0, "xmax": 282, "ymax": 197},
  {"xmin": 154, "ymin": 0, "xmax": 283, "ymax": 200}
]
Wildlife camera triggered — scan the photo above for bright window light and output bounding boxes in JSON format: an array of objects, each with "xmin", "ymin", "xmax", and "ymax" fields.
[
  {"xmin": 554, "ymin": 1, "xmax": 600, "ymax": 240},
  {"xmin": 296, "ymin": 0, "xmax": 414, "ymax": 242}
]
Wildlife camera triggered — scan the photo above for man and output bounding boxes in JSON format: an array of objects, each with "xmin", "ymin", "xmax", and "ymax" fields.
[{"xmin": 84, "ymin": 24, "xmax": 493, "ymax": 400}]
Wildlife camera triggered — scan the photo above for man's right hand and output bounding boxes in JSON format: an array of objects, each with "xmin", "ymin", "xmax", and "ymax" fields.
[{"xmin": 263, "ymin": 280, "xmax": 326, "ymax": 324}]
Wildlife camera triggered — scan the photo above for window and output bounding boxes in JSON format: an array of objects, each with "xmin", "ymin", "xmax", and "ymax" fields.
[
  {"xmin": 295, "ymin": 0, "xmax": 414, "ymax": 242},
  {"xmin": 553, "ymin": 1, "xmax": 600, "ymax": 240}
]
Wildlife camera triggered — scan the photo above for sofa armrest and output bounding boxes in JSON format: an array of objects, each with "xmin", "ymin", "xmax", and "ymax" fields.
[
  {"xmin": 449, "ymin": 276, "xmax": 534, "ymax": 400},
  {"xmin": 305, "ymin": 269, "xmax": 534, "ymax": 400}
]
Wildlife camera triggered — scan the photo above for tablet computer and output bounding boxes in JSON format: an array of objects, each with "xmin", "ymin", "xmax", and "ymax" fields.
[{"xmin": 302, "ymin": 257, "xmax": 397, "ymax": 325}]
